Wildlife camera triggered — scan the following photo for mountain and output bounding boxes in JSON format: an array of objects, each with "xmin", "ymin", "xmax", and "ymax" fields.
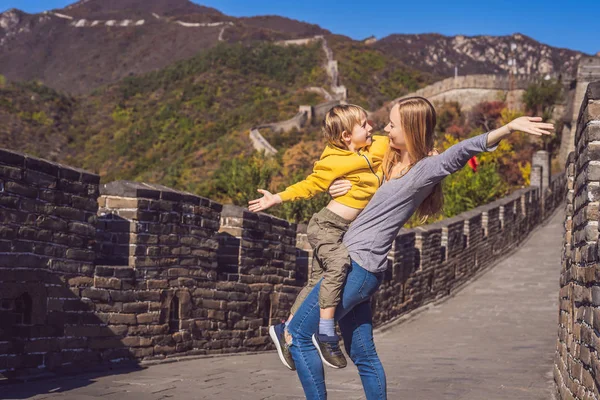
[
  {"xmin": 372, "ymin": 33, "xmax": 585, "ymax": 78},
  {"xmin": 0, "ymin": 0, "xmax": 328, "ymax": 94},
  {"xmin": 0, "ymin": 41, "xmax": 331, "ymax": 195},
  {"xmin": 2, "ymin": 1, "xmax": 594, "ymax": 96}
]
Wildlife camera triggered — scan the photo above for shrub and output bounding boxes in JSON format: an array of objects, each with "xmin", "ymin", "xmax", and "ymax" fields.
[
  {"xmin": 439, "ymin": 134, "xmax": 508, "ymax": 218},
  {"xmin": 213, "ymin": 152, "xmax": 280, "ymax": 206}
]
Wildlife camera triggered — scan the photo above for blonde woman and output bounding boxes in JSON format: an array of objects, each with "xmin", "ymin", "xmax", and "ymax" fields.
[{"xmin": 287, "ymin": 96, "xmax": 553, "ymax": 399}]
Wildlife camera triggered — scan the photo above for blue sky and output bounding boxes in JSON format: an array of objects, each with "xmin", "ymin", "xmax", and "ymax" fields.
[{"xmin": 3, "ymin": 0, "xmax": 599, "ymax": 55}]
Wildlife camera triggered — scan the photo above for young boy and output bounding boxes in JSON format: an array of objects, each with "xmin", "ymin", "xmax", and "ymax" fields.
[{"xmin": 248, "ymin": 104, "xmax": 388, "ymax": 370}]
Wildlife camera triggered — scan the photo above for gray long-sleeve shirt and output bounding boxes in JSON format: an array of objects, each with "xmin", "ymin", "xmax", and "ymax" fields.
[{"xmin": 343, "ymin": 131, "xmax": 498, "ymax": 273}]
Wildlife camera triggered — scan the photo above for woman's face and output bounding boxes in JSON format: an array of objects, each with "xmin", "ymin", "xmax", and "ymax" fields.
[{"xmin": 384, "ymin": 104, "xmax": 406, "ymax": 150}]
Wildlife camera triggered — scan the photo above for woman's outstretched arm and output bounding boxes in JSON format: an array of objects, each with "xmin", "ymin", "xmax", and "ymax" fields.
[
  {"xmin": 328, "ymin": 116, "xmax": 554, "ymax": 197},
  {"xmin": 420, "ymin": 116, "xmax": 554, "ymax": 186},
  {"xmin": 487, "ymin": 116, "xmax": 554, "ymax": 147}
]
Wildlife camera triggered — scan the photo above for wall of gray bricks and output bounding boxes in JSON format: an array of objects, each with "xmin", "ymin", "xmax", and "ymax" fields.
[
  {"xmin": 555, "ymin": 81, "xmax": 600, "ymax": 400},
  {"xmin": 0, "ymin": 141, "xmax": 566, "ymax": 380},
  {"xmin": 0, "ymin": 150, "xmax": 101, "ymax": 378}
]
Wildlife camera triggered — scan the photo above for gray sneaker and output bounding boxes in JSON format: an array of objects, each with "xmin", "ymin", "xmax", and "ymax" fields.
[
  {"xmin": 312, "ymin": 333, "xmax": 347, "ymax": 369},
  {"xmin": 269, "ymin": 323, "xmax": 295, "ymax": 370}
]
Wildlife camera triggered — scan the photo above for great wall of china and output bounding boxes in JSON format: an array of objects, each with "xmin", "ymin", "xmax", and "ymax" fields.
[
  {"xmin": 6, "ymin": 13, "xmax": 594, "ymax": 164},
  {"xmin": 2, "ymin": 15, "xmax": 600, "ymax": 395},
  {"xmin": 9, "ymin": 84, "xmax": 600, "ymax": 395},
  {"xmin": 0, "ymin": 135, "xmax": 565, "ymax": 380},
  {"xmin": 249, "ymin": 33, "xmax": 600, "ymax": 168},
  {"xmin": 41, "ymin": 10, "xmax": 233, "ymax": 41},
  {"xmin": 249, "ymin": 36, "xmax": 347, "ymax": 156}
]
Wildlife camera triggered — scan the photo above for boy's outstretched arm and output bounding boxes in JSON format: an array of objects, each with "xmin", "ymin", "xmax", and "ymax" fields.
[
  {"xmin": 248, "ymin": 190, "xmax": 282, "ymax": 213},
  {"xmin": 247, "ymin": 154, "xmax": 342, "ymax": 212}
]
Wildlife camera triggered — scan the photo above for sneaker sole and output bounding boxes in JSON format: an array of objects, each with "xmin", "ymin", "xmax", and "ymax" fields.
[
  {"xmin": 311, "ymin": 334, "xmax": 344, "ymax": 369},
  {"xmin": 269, "ymin": 325, "xmax": 294, "ymax": 370}
]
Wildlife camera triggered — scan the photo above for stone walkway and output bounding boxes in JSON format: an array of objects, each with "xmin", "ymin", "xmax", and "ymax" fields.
[{"xmin": 4, "ymin": 210, "xmax": 564, "ymax": 400}]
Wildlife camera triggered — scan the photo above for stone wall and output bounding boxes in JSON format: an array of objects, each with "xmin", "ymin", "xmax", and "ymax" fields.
[
  {"xmin": 248, "ymin": 129, "xmax": 278, "ymax": 156},
  {"xmin": 0, "ymin": 146, "xmax": 566, "ymax": 380},
  {"xmin": 401, "ymin": 74, "xmax": 537, "ymax": 99},
  {"xmin": 255, "ymin": 110, "xmax": 309, "ymax": 134},
  {"xmin": 367, "ymin": 74, "xmax": 542, "ymax": 123},
  {"xmin": 313, "ymin": 100, "xmax": 343, "ymax": 122},
  {"xmin": 559, "ymin": 58, "xmax": 600, "ymax": 166},
  {"xmin": 0, "ymin": 150, "xmax": 102, "ymax": 379},
  {"xmin": 392, "ymin": 74, "xmax": 538, "ymax": 111},
  {"xmin": 94, "ymin": 182, "xmax": 306, "ymax": 363},
  {"xmin": 250, "ymin": 102, "xmax": 341, "ymax": 156},
  {"xmin": 555, "ymin": 81, "xmax": 600, "ymax": 399},
  {"xmin": 373, "ymin": 173, "xmax": 565, "ymax": 325}
]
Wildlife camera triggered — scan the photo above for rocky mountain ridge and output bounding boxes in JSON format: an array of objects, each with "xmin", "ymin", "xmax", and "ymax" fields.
[{"xmin": 373, "ymin": 33, "xmax": 586, "ymax": 78}]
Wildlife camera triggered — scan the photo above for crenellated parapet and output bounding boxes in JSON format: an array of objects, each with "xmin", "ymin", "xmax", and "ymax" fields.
[
  {"xmin": 387, "ymin": 74, "xmax": 539, "ymax": 112},
  {"xmin": 97, "ymin": 180, "xmax": 222, "ymax": 271},
  {"xmin": 0, "ymin": 145, "xmax": 565, "ymax": 380}
]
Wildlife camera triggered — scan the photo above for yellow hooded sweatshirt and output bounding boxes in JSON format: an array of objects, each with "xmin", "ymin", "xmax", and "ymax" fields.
[{"xmin": 278, "ymin": 135, "xmax": 389, "ymax": 209}]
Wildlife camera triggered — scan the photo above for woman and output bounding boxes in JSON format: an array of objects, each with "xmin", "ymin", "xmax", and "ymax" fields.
[{"xmin": 286, "ymin": 96, "xmax": 553, "ymax": 399}]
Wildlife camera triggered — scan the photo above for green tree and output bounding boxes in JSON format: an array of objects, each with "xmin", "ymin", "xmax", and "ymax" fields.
[
  {"xmin": 213, "ymin": 152, "xmax": 280, "ymax": 206},
  {"xmin": 439, "ymin": 134, "xmax": 508, "ymax": 218},
  {"xmin": 523, "ymin": 78, "xmax": 563, "ymax": 154},
  {"xmin": 442, "ymin": 162, "xmax": 507, "ymax": 217},
  {"xmin": 523, "ymin": 78, "xmax": 563, "ymax": 119},
  {"xmin": 31, "ymin": 111, "xmax": 52, "ymax": 126}
]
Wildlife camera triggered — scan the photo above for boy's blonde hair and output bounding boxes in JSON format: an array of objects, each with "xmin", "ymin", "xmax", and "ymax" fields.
[{"xmin": 322, "ymin": 104, "xmax": 367, "ymax": 149}]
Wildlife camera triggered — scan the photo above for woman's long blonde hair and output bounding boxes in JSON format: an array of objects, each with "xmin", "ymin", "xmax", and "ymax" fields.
[{"xmin": 382, "ymin": 96, "xmax": 443, "ymax": 220}]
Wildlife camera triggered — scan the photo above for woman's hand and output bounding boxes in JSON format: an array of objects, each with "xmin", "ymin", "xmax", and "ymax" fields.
[
  {"xmin": 248, "ymin": 189, "xmax": 282, "ymax": 212},
  {"xmin": 328, "ymin": 179, "xmax": 352, "ymax": 198},
  {"xmin": 507, "ymin": 116, "xmax": 555, "ymax": 136},
  {"xmin": 487, "ymin": 116, "xmax": 554, "ymax": 147}
]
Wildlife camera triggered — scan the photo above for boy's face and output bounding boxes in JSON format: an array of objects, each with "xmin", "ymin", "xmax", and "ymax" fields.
[{"xmin": 349, "ymin": 116, "xmax": 373, "ymax": 149}]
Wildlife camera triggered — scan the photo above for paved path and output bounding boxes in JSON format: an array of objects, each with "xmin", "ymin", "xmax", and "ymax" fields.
[{"xmin": 4, "ymin": 210, "xmax": 564, "ymax": 400}]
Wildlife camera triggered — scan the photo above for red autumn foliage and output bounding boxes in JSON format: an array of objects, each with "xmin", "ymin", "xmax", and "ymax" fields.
[{"xmin": 469, "ymin": 101, "xmax": 506, "ymax": 131}]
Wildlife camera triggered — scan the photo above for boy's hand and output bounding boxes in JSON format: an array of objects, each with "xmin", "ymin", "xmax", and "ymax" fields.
[{"xmin": 248, "ymin": 189, "xmax": 282, "ymax": 212}]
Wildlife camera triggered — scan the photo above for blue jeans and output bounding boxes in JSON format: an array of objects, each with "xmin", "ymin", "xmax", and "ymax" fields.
[{"xmin": 287, "ymin": 260, "xmax": 386, "ymax": 400}]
